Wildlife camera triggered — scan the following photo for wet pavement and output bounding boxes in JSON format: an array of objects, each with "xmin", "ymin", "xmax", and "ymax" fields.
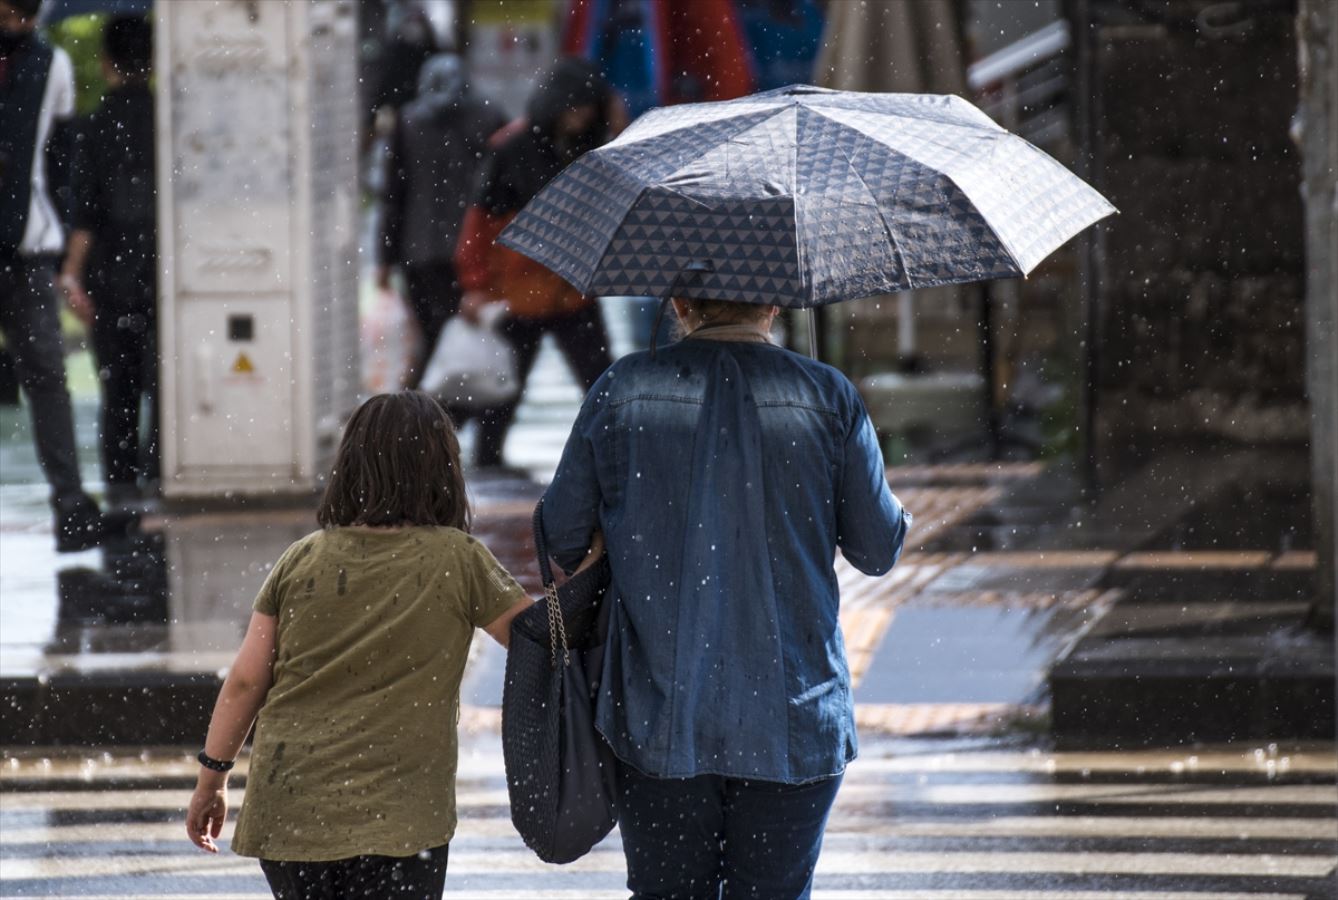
[{"xmin": 1, "ymin": 737, "xmax": 1334, "ymax": 897}]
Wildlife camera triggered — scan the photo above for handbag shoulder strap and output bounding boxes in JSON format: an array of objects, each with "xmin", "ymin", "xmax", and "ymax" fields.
[
  {"xmin": 531, "ymin": 498, "xmax": 556, "ymax": 589},
  {"xmin": 532, "ymin": 499, "xmax": 568, "ymax": 665}
]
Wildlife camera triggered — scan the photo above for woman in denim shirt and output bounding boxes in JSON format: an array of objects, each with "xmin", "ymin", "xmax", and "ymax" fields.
[{"xmin": 542, "ymin": 296, "xmax": 911, "ymax": 899}]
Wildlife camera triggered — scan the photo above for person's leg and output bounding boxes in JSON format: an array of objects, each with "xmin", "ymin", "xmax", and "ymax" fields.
[
  {"xmin": 403, "ymin": 262, "xmax": 462, "ymax": 390},
  {"xmin": 719, "ymin": 773, "xmax": 843, "ymax": 900},
  {"xmin": 345, "ymin": 844, "xmax": 449, "ymax": 898},
  {"xmin": 258, "ymin": 857, "xmax": 345, "ymax": 900},
  {"xmin": 90, "ymin": 306, "xmax": 141, "ymax": 496},
  {"xmin": 472, "ymin": 314, "xmax": 542, "ymax": 468},
  {"xmin": 139, "ymin": 301, "xmax": 161, "ymax": 486},
  {"xmin": 617, "ymin": 761, "xmax": 726, "ymax": 900},
  {"xmin": 549, "ymin": 301, "xmax": 614, "ymax": 390},
  {"xmin": 0, "ymin": 256, "xmax": 104, "ymax": 548}
]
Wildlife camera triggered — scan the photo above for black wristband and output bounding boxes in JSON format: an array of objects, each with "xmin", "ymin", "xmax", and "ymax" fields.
[{"xmin": 198, "ymin": 750, "xmax": 235, "ymax": 772}]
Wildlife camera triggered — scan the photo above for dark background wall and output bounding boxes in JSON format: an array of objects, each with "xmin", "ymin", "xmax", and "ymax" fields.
[{"xmin": 1087, "ymin": 1, "xmax": 1308, "ymax": 454}]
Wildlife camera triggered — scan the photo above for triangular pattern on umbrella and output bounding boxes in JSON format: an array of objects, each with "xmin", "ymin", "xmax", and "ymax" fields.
[
  {"xmin": 591, "ymin": 191, "xmax": 802, "ymax": 304},
  {"xmin": 501, "ymin": 110, "xmax": 785, "ymax": 294}
]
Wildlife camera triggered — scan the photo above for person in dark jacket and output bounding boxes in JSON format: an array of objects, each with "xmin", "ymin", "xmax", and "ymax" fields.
[
  {"xmin": 59, "ymin": 14, "xmax": 157, "ymax": 508},
  {"xmin": 364, "ymin": 3, "xmax": 437, "ymax": 144},
  {"xmin": 454, "ymin": 56, "xmax": 624, "ymax": 470},
  {"xmin": 1, "ymin": 0, "xmax": 121, "ymax": 551},
  {"xmin": 377, "ymin": 53, "xmax": 507, "ymax": 389}
]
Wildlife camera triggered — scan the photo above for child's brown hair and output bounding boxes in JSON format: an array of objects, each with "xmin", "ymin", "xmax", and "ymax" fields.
[{"xmin": 317, "ymin": 391, "xmax": 471, "ymax": 531}]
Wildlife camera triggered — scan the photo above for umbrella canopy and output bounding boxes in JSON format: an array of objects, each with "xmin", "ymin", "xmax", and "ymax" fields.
[{"xmin": 498, "ymin": 85, "xmax": 1115, "ymax": 309}]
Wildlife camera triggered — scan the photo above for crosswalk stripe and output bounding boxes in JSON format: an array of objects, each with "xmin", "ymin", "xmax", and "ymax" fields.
[
  {"xmin": 24, "ymin": 894, "xmax": 1312, "ymax": 900},
  {"xmin": 827, "ymin": 781, "xmax": 1338, "ymax": 806},
  {"xmin": 8, "ymin": 781, "xmax": 1332, "ymax": 814},
  {"xmin": 847, "ymin": 748, "xmax": 1337, "ymax": 775},
  {"xmin": 19, "ymin": 895, "xmax": 1315, "ymax": 900},
  {"xmin": 6, "ymin": 746, "xmax": 1327, "ymax": 785},
  {"xmin": 4, "ymin": 813, "xmax": 1334, "ymax": 846},
  {"xmin": 3, "ymin": 849, "xmax": 1333, "ymax": 880}
]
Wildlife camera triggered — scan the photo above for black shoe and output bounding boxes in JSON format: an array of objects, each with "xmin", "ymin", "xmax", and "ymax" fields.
[
  {"xmin": 55, "ymin": 499, "xmax": 106, "ymax": 553},
  {"xmin": 53, "ymin": 495, "xmax": 141, "ymax": 553}
]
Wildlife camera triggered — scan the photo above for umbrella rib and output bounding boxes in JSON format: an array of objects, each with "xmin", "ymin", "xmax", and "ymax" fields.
[{"xmin": 832, "ymin": 145, "xmax": 911, "ymax": 292}]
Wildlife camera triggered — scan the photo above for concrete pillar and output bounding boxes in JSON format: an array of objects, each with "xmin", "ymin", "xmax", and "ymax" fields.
[{"xmin": 1297, "ymin": 0, "xmax": 1337, "ymax": 630}]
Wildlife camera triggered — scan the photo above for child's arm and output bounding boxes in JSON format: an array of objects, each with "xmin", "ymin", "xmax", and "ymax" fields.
[
  {"xmin": 482, "ymin": 531, "xmax": 606, "ymax": 647},
  {"xmin": 185, "ymin": 611, "xmax": 278, "ymax": 853},
  {"xmin": 482, "ymin": 598, "xmax": 533, "ymax": 648}
]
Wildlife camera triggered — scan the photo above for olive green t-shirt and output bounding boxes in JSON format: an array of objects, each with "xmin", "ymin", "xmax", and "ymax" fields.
[{"xmin": 230, "ymin": 526, "xmax": 526, "ymax": 862}]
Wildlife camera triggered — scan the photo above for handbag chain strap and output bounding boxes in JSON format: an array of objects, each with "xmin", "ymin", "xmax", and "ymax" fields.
[
  {"xmin": 534, "ymin": 499, "xmax": 571, "ymax": 668},
  {"xmin": 545, "ymin": 581, "xmax": 571, "ymax": 668}
]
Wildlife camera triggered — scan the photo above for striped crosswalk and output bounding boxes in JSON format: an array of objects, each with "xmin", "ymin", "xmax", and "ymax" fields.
[{"xmin": 2, "ymin": 738, "xmax": 1333, "ymax": 898}]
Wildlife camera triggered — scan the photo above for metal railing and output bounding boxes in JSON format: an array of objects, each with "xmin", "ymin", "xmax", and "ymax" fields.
[{"xmin": 967, "ymin": 19, "xmax": 1072, "ymax": 149}]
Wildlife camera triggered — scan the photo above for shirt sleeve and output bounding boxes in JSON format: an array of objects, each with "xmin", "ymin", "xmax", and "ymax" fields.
[
  {"xmin": 539, "ymin": 383, "xmax": 605, "ymax": 573},
  {"xmin": 50, "ymin": 49, "xmax": 75, "ymax": 120},
  {"xmin": 454, "ymin": 205, "xmax": 507, "ymax": 292},
  {"xmin": 252, "ymin": 539, "xmax": 305, "ymax": 616},
  {"xmin": 836, "ymin": 404, "xmax": 912, "ymax": 576},
  {"xmin": 466, "ymin": 537, "xmax": 528, "ymax": 628}
]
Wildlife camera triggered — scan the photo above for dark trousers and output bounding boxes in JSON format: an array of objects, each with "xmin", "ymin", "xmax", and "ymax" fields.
[
  {"xmin": 617, "ymin": 762, "xmax": 843, "ymax": 900},
  {"xmin": 474, "ymin": 302, "xmax": 612, "ymax": 467},
  {"xmin": 90, "ymin": 301, "xmax": 159, "ymax": 487},
  {"xmin": 403, "ymin": 260, "xmax": 461, "ymax": 390},
  {"xmin": 259, "ymin": 844, "xmax": 448, "ymax": 900},
  {"xmin": 0, "ymin": 255, "xmax": 88, "ymax": 507}
]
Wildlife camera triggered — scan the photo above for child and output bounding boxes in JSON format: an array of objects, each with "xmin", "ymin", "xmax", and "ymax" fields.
[{"xmin": 185, "ymin": 391, "xmax": 532, "ymax": 898}]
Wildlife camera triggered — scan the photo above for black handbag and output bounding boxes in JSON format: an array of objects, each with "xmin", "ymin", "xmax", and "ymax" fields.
[{"xmin": 501, "ymin": 500, "xmax": 619, "ymax": 864}]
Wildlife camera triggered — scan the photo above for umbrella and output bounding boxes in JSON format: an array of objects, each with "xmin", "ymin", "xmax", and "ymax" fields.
[{"xmin": 497, "ymin": 84, "xmax": 1114, "ymax": 309}]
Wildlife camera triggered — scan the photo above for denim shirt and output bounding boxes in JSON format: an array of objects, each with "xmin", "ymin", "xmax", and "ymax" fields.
[{"xmin": 541, "ymin": 336, "xmax": 912, "ymax": 783}]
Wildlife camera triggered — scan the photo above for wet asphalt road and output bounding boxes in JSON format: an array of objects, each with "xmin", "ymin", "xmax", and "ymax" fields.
[{"xmin": 1, "ymin": 736, "xmax": 1335, "ymax": 898}]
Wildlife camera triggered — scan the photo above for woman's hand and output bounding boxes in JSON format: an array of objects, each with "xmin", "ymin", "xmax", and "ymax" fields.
[
  {"xmin": 185, "ymin": 779, "xmax": 227, "ymax": 853},
  {"xmin": 58, "ymin": 274, "xmax": 94, "ymax": 327}
]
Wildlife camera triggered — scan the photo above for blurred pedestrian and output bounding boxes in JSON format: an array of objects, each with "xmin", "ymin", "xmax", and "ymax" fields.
[
  {"xmin": 0, "ymin": 0, "xmax": 119, "ymax": 551},
  {"xmin": 59, "ymin": 14, "xmax": 158, "ymax": 509},
  {"xmin": 377, "ymin": 53, "xmax": 506, "ymax": 389},
  {"xmin": 185, "ymin": 391, "xmax": 535, "ymax": 897},
  {"xmin": 540, "ymin": 297, "xmax": 913, "ymax": 899},
  {"xmin": 454, "ymin": 56, "xmax": 620, "ymax": 470},
  {"xmin": 365, "ymin": 3, "xmax": 437, "ymax": 146}
]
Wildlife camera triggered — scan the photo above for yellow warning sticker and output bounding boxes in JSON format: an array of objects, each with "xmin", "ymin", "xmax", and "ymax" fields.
[{"xmin": 231, "ymin": 353, "xmax": 255, "ymax": 374}]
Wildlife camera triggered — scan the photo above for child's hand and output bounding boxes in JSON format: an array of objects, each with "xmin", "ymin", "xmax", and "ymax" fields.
[
  {"xmin": 185, "ymin": 783, "xmax": 228, "ymax": 853},
  {"xmin": 575, "ymin": 531, "xmax": 606, "ymax": 574}
]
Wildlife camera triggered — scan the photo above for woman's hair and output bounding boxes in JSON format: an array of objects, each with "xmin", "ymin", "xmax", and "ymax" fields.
[
  {"xmin": 672, "ymin": 297, "xmax": 774, "ymax": 338},
  {"xmin": 317, "ymin": 391, "xmax": 471, "ymax": 531}
]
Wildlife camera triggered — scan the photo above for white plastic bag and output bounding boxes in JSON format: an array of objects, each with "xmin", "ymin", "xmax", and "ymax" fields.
[
  {"xmin": 420, "ymin": 306, "xmax": 519, "ymax": 409},
  {"xmin": 361, "ymin": 286, "xmax": 416, "ymax": 393}
]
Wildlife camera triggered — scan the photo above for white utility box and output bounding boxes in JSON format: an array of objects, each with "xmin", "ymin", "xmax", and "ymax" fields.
[{"xmin": 155, "ymin": 0, "xmax": 360, "ymax": 498}]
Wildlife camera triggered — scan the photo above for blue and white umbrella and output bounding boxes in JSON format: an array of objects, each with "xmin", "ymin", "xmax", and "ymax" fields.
[{"xmin": 498, "ymin": 85, "xmax": 1115, "ymax": 309}]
